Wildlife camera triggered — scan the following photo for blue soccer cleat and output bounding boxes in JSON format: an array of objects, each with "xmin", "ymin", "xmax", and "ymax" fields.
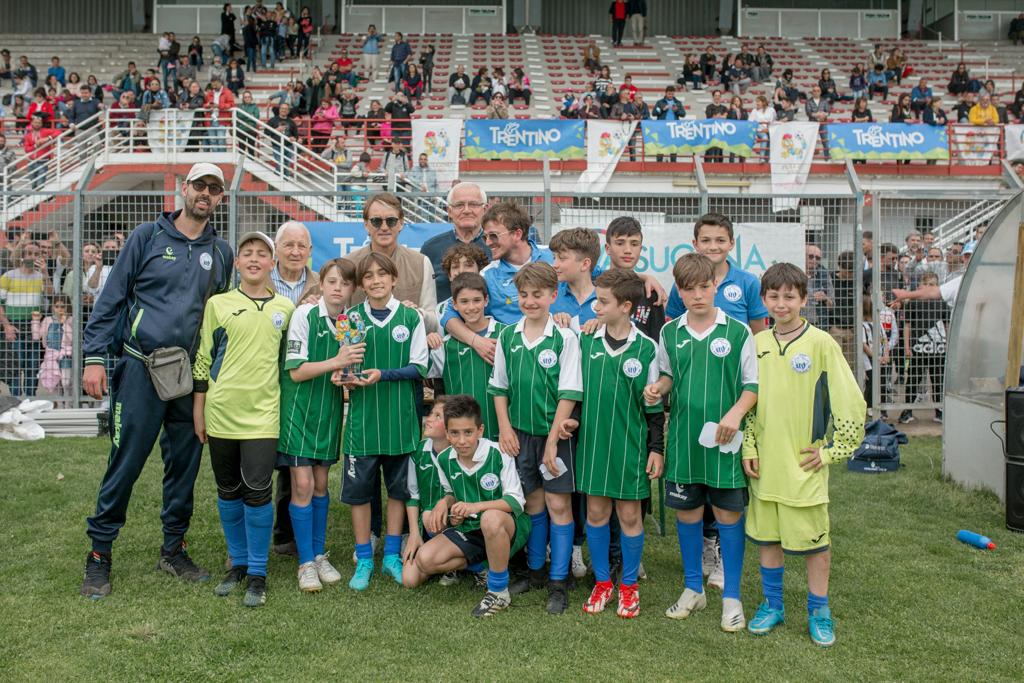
[
  {"xmin": 349, "ymin": 558, "xmax": 374, "ymax": 591},
  {"xmin": 382, "ymin": 554, "xmax": 404, "ymax": 585},
  {"xmin": 808, "ymin": 606, "xmax": 836, "ymax": 647},
  {"xmin": 747, "ymin": 600, "xmax": 785, "ymax": 635}
]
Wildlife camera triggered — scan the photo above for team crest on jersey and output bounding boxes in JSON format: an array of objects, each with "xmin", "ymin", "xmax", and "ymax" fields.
[
  {"xmin": 710, "ymin": 338, "xmax": 731, "ymax": 357},
  {"xmin": 480, "ymin": 473, "xmax": 500, "ymax": 491},
  {"xmin": 271, "ymin": 312, "xmax": 285, "ymax": 330},
  {"xmin": 392, "ymin": 325, "xmax": 410, "ymax": 343},
  {"xmin": 722, "ymin": 284, "xmax": 743, "ymax": 302},
  {"xmin": 590, "ymin": 300, "xmax": 598, "ymax": 312},
  {"xmin": 537, "ymin": 349, "xmax": 558, "ymax": 368},
  {"xmin": 622, "ymin": 358, "xmax": 643, "ymax": 378},
  {"xmin": 199, "ymin": 252, "xmax": 213, "ymax": 270},
  {"xmin": 791, "ymin": 353, "xmax": 812, "ymax": 373}
]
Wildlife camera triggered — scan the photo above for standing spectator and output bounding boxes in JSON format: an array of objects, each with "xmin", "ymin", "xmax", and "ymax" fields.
[
  {"xmin": 583, "ymin": 40, "xmax": 601, "ymax": 74},
  {"xmin": 448, "ymin": 65, "xmax": 470, "ymax": 104},
  {"xmin": 259, "ymin": 10, "xmax": 277, "ymax": 69},
  {"xmin": 113, "ymin": 61, "xmax": 142, "ymax": 99},
  {"xmin": 27, "ymin": 88, "xmax": 55, "ymax": 123},
  {"xmin": 406, "ymin": 153, "xmax": 437, "ymax": 193},
  {"xmin": 867, "ymin": 64, "xmax": 888, "ymax": 101},
  {"xmin": 469, "ymin": 67, "xmax": 493, "ymax": 106},
  {"xmin": 890, "ymin": 93, "xmax": 914, "ymax": 123},
  {"xmin": 384, "ymin": 91, "xmax": 414, "ymax": 147},
  {"xmin": 748, "ymin": 94, "xmax": 776, "ymax": 123},
  {"xmin": 910, "ymin": 78, "xmax": 932, "ymax": 115},
  {"xmin": 507, "ymin": 68, "xmax": 532, "ymax": 105},
  {"xmin": 362, "ymin": 98, "xmax": 386, "ymax": 147},
  {"xmin": 419, "ymin": 44, "xmax": 435, "ymax": 93},
  {"xmin": 211, "ymin": 34, "xmax": 230, "ymax": 65},
  {"xmin": 309, "ymin": 96, "xmax": 338, "ymax": 153},
  {"xmin": 208, "ymin": 55, "xmax": 227, "ymax": 85},
  {"xmin": 179, "ymin": 81, "xmax": 206, "ymax": 151},
  {"xmin": 268, "ymin": 102, "xmax": 299, "ymax": 177},
  {"xmin": 382, "ymin": 140, "xmax": 409, "ymax": 179},
  {"xmin": 23, "ymin": 113, "xmax": 59, "ymax": 190},
  {"xmin": 338, "ymin": 88, "xmax": 359, "ymax": 130},
  {"xmin": 189, "ymin": 37, "xmax": 204, "ymax": 69},
  {"xmin": 203, "ymin": 77, "xmax": 234, "ymax": 152},
  {"xmin": 485, "ymin": 91, "xmax": 509, "ymax": 119},
  {"xmin": 805, "ymin": 243, "xmax": 834, "ymax": 326},
  {"xmin": 609, "ymin": 0, "xmax": 628, "ymax": 47},
  {"xmin": 851, "ymin": 96, "xmax": 873, "ymax": 122},
  {"xmin": 0, "ymin": 133, "xmax": 16, "ymax": 178},
  {"xmin": 752, "ymin": 45, "xmax": 774, "ymax": 82},
  {"xmin": 628, "ymin": 0, "xmax": 647, "ymax": 46},
  {"xmin": 1, "ymin": 240, "xmax": 51, "ymax": 397},
  {"xmin": 361, "ymin": 24, "xmax": 381, "ymax": 79},
  {"xmin": 297, "ymin": 7, "xmax": 314, "ymax": 59},
  {"xmin": 401, "ymin": 63, "xmax": 424, "ymax": 103},
  {"xmin": 923, "ymin": 97, "xmax": 947, "ymax": 127},
  {"xmin": 652, "ymin": 85, "xmax": 685, "ymax": 162},
  {"xmin": 969, "ymin": 92, "xmax": 999, "ymax": 126},
  {"xmin": 164, "ymin": 33, "xmax": 181, "ymax": 85},
  {"xmin": 727, "ymin": 94, "xmax": 746, "ymax": 120},
  {"xmin": 31, "ymin": 293, "xmax": 73, "ymax": 402},
  {"xmin": 704, "ymin": 91, "xmax": 727, "ymax": 162},
  {"xmin": 243, "ymin": 17, "xmax": 259, "ymax": 72},
  {"xmin": 221, "ymin": 3, "xmax": 239, "ymax": 54},
  {"xmin": 389, "ymin": 32, "xmax": 411, "ymax": 90},
  {"xmin": 828, "ymin": 250, "xmax": 858, "ymax": 367},
  {"xmin": 849, "ymin": 66, "xmax": 867, "ymax": 101},
  {"xmin": 900, "ymin": 271, "xmax": 948, "ymax": 424},
  {"xmin": 235, "ymin": 89, "xmax": 260, "ymax": 152},
  {"xmin": 1011, "ymin": 12, "xmax": 1024, "ymax": 45},
  {"xmin": 47, "ymin": 56, "xmax": 66, "ymax": 86},
  {"xmin": 138, "ymin": 77, "xmax": 170, "ymax": 123}
]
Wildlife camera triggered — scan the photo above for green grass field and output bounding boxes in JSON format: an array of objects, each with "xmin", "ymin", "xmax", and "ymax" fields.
[{"xmin": 0, "ymin": 436, "xmax": 1021, "ymax": 681}]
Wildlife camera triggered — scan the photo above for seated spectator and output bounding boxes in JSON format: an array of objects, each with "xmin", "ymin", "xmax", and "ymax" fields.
[
  {"xmin": 560, "ymin": 91, "xmax": 580, "ymax": 118},
  {"xmin": 310, "ymin": 96, "xmax": 339, "ymax": 152},
  {"xmin": 992, "ymin": 93, "xmax": 1009, "ymax": 123},
  {"xmin": 634, "ymin": 92, "xmax": 650, "ymax": 119},
  {"xmin": 468, "ymin": 67, "xmax": 492, "ymax": 106},
  {"xmin": 983, "ymin": 79, "xmax": 997, "ymax": 97},
  {"xmin": 679, "ymin": 54, "xmax": 704, "ymax": 90},
  {"xmin": 406, "ymin": 152, "xmax": 438, "ymax": 193},
  {"xmin": 1011, "ymin": 12, "xmax": 1024, "ymax": 45},
  {"xmin": 47, "ymin": 56, "xmax": 65, "ymax": 86},
  {"xmin": 0, "ymin": 49, "xmax": 12, "ymax": 84},
  {"xmin": 699, "ymin": 46, "xmax": 717, "ymax": 84},
  {"xmin": 947, "ymin": 63, "xmax": 980, "ymax": 96},
  {"xmin": 321, "ymin": 134, "xmax": 349, "ymax": 167},
  {"xmin": 27, "ymin": 88, "xmax": 55, "ymax": 124},
  {"xmin": 849, "ymin": 66, "xmax": 867, "ymax": 101},
  {"xmin": 968, "ymin": 92, "xmax": 999, "ymax": 126},
  {"xmin": 718, "ymin": 54, "xmax": 735, "ymax": 91},
  {"xmin": 583, "ymin": 40, "xmax": 601, "ymax": 74},
  {"xmin": 507, "ymin": 68, "xmax": 532, "ymax": 105},
  {"xmin": 84, "ymin": 74, "xmax": 104, "ymax": 103},
  {"xmin": 16, "ymin": 55, "xmax": 38, "ymax": 87},
  {"xmin": 610, "ymin": 90, "xmax": 639, "ymax": 121},
  {"xmin": 867, "ymin": 64, "xmax": 888, "ymax": 101},
  {"xmin": 805, "ymin": 85, "xmax": 830, "ymax": 123},
  {"xmin": 819, "ymin": 68, "xmax": 842, "ymax": 103},
  {"xmin": 851, "ymin": 96, "xmax": 873, "ymax": 122},
  {"xmin": 447, "ymin": 65, "xmax": 470, "ymax": 104},
  {"xmin": 12, "ymin": 74, "xmax": 32, "ymax": 99},
  {"xmin": 578, "ymin": 94, "xmax": 602, "ymax": 119},
  {"xmin": 175, "ymin": 55, "xmax": 196, "ymax": 84},
  {"xmin": 910, "ymin": 78, "xmax": 932, "ymax": 115},
  {"xmin": 775, "ymin": 68, "xmax": 802, "ymax": 102},
  {"xmin": 209, "ymin": 55, "xmax": 227, "ymax": 86},
  {"xmin": 485, "ymin": 91, "xmax": 509, "ymax": 119},
  {"xmin": 885, "ymin": 47, "xmax": 906, "ymax": 86},
  {"xmin": 728, "ymin": 58, "xmax": 753, "ymax": 96},
  {"xmin": 867, "ymin": 44, "xmax": 886, "ymax": 71},
  {"xmin": 491, "ymin": 67, "xmax": 508, "ymax": 100},
  {"xmin": 890, "ymin": 94, "xmax": 913, "ymax": 123},
  {"xmin": 599, "ymin": 82, "xmax": 619, "ymax": 118},
  {"xmin": 338, "ymin": 88, "xmax": 360, "ymax": 130},
  {"xmin": 334, "ymin": 47, "xmax": 359, "ymax": 87},
  {"xmin": 593, "ymin": 65, "xmax": 613, "ymax": 97},
  {"xmin": 66, "ymin": 72, "xmax": 81, "ymax": 90},
  {"xmin": 752, "ymin": 45, "xmax": 773, "ymax": 83},
  {"xmin": 225, "ymin": 58, "xmax": 245, "ymax": 94},
  {"xmin": 953, "ymin": 92, "xmax": 974, "ymax": 123},
  {"xmin": 922, "ymin": 97, "xmax": 947, "ymax": 127},
  {"xmin": 189, "ymin": 36, "xmax": 204, "ymax": 69},
  {"xmin": 113, "ymin": 62, "xmax": 142, "ymax": 98},
  {"xmin": 401, "ymin": 63, "xmax": 424, "ymax": 103},
  {"xmin": 362, "ymin": 98, "xmax": 386, "ymax": 146}
]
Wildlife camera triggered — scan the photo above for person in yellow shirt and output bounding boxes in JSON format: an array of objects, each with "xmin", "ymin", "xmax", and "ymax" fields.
[{"xmin": 968, "ymin": 92, "xmax": 1000, "ymax": 125}]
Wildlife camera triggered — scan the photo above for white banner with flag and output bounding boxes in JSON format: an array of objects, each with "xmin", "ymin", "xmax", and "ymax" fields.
[
  {"xmin": 411, "ymin": 118, "xmax": 463, "ymax": 187},
  {"xmin": 1005, "ymin": 124, "xmax": 1024, "ymax": 161},
  {"xmin": 769, "ymin": 122, "xmax": 819, "ymax": 213},
  {"xmin": 574, "ymin": 120, "xmax": 637, "ymax": 194}
]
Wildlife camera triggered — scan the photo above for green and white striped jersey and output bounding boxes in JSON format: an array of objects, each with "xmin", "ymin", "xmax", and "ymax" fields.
[
  {"xmin": 577, "ymin": 324, "xmax": 663, "ymax": 500},
  {"xmin": 436, "ymin": 438, "xmax": 525, "ymax": 534},
  {"xmin": 429, "ymin": 318, "xmax": 505, "ymax": 440},
  {"xmin": 406, "ymin": 438, "xmax": 446, "ymax": 518},
  {"xmin": 657, "ymin": 309, "xmax": 758, "ymax": 488},
  {"xmin": 279, "ymin": 299, "xmax": 345, "ymax": 460},
  {"xmin": 487, "ymin": 316, "xmax": 583, "ymax": 437},
  {"xmin": 342, "ymin": 297, "xmax": 428, "ymax": 456}
]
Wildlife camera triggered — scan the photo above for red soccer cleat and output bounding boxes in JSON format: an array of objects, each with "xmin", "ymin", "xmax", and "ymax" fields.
[
  {"xmin": 583, "ymin": 580, "xmax": 615, "ymax": 614},
  {"xmin": 617, "ymin": 583, "xmax": 640, "ymax": 618}
]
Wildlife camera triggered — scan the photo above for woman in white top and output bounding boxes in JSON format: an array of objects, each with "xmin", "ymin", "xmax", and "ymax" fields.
[{"xmin": 747, "ymin": 95, "xmax": 775, "ymax": 162}]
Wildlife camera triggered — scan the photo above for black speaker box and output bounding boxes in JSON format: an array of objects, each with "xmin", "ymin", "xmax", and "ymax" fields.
[
  {"xmin": 1008, "ymin": 460, "xmax": 1024, "ymax": 533},
  {"xmin": 1006, "ymin": 387, "xmax": 1024, "ymax": 459}
]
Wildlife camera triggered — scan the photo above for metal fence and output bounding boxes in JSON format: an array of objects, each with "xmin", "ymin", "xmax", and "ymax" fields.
[{"xmin": 0, "ymin": 177, "xmax": 1017, "ymax": 423}]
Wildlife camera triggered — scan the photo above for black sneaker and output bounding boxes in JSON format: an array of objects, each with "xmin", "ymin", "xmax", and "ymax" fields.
[
  {"xmin": 898, "ymin": 410, "xmax": 916, "ymax": 424},
  {"xmin": 80, "ymin": 551, "xmax": 112, "ymax": 599},
  {"xmin": 156, "ymin": 542, "xmax": 211, "ymax": 582},
  {"xmin": 509, "ymin": 567, "xmax": 546, "ymax": 596},
  {"xmin": 933, "ymin": 409, "xmax": 943, "ymax": 423},
  {"xmin": 243, "ymin": 575, "xmax": 267, "ymax": 608},
  {"xmin": 214, "ymin": 565, "xmax": 248, "ymax": 597},
  {"xmin": 545, "ymin": 579, "xmax": 569, "ymax": 615},
  {"xmin": 471, "ymin": 590, "xmax": 510, "ymax": 617}
]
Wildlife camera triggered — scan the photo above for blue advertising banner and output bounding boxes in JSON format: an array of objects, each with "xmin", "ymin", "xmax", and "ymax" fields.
[
  {"xmin": 464, "ymin": 119, "xmax": 585, "ymax": 159},
  {"xmin": 826, "ymin": 123, "xmax": 949, "ymax": 160},
  {"xmin": 306, "ymin": 222, "xmax": 452, "ymax": 270},
  {"xmin": 640, "ymin": 119, "xmax": 759, "ymax": 157}
]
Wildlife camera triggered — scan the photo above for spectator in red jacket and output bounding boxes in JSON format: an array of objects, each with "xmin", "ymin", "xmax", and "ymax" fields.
[
  {"xmin": 609, "ymin": 0, "xmax": 627, "ymax": 47},
  {"xmin": 619, "ymin": 74, "xmax": 638, "ymax": 101},
  {"xmin": 23, "ymin": 113, "xmax": 60, "ymax": 189},
  {"xmin": 27, "ymin": 88, "xmax": 55, "ymax": 124},
  {"xmin": 203, "ymin": 77, "xmax": 235, "ymax": 152}
]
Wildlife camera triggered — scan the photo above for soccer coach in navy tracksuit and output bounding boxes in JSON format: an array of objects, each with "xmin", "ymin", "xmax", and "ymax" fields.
[{"xmin": 79, "ymin": 162, "xmax": 233, "ymax": 599}]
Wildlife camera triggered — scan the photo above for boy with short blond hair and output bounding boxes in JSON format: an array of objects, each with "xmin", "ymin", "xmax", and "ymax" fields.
[
  {"xmin": 488, "ymin": 261, "xmax": 583, "ymax": 614},
  {"xmin": 743, "ymin": 262, "xmax": 865, "ymax": 647}
]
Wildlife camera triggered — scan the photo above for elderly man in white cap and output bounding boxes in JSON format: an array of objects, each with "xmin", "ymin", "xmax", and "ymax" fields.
[{"xmin": 79, "ymin": 162, "xmax": 234, "ymax": 599}]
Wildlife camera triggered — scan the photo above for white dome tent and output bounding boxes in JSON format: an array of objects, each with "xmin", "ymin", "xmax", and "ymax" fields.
[{"xmin": 943, "ymin": 192, "xmax": 1023, "ymax": 501}]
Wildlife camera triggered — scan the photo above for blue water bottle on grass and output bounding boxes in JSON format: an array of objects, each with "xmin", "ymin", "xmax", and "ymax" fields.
[{"xmin": 956, "ymin": 530, "xmax": 996, "ymax": 550}]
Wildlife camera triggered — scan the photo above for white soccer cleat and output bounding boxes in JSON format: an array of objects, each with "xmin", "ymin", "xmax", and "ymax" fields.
[
  {"xmin": 298, "ymin": 561, "xmax": 323, "ymax": 592},
  {"xmin": 701, "ymin": 537, "xmax": 718, "ymax": 578},
  {"xmin": 314, "ymin": 553, "xmax": 341, "ymax": 585},
  {"xmin": 665, "ymin": 587, "xmax": 707, "ymax": 619},
  {"xmin": 707, "ymin": 553, "xmax": 725, "ymax": 590},
  {"xmin": 438, "ymin": 570, "xmax": 460, "ymax": 586},
  {"xmin": 571, "ymin": 545, "xmax": 588, "ymax": 578},
  {"xmin": 721, "ymin": 597, "xmax": 746, "ymax": 632}
]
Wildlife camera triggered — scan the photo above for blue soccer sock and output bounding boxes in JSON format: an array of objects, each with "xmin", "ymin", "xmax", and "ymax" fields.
[
  {"xmin": 216, "ymin": 497, "xmax": 248, "ymax": 569},
  {"xmin": 620, "ymin": 530, "xmax": 645, "ymax": 586},
  {"xmin": 355, "ymin": 542, "xmax": 373, "ymax": 560},
  {"xmin": 526, "ymin": 511, "xmax": 549, "ymax": 571},
  {"xmin": 808, "ymin": 591, "xmax": 829, "ymax": 616},
  {"xmin": 288, "ymin": 502, "xmax": 314, "ymax": 565},
  {"xmin": 760, "ymin": 565, "xmax": 784, "ymax": 611},
  {"xmin": 585, "ymin": 522, "xmax": 612, "ymax": 583},
  {"xmin": 243, "ymin": 502, "xmax": 274, "ymax": 577},
  {"xmin": 467, "ymin": 561, "xmax": 485, "ymax": 573},
  {"xmin": 383, "ymin": 533, "xmax": 402, "ymax": 558},
  {"xmin": 717, "ymin": 518, "xmax": 746, "ymax": 600},
  {"xmin": 487, "ymin": 568, "xmax": 510, "ymax": 593},
  {"xmin": 676, "ymin": 519, "xmax": 704, "ymax": 593},
  {"xmin": 549, "ymin": 520, "xmax": 574, "ymax": 581},
  {"xmin": 311, "ymin": 494, "xmax": 329, "ymax": 557}
]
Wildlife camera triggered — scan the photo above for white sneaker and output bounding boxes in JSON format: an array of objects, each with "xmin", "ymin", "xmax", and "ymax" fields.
[
  {"xmin": 637, "ymin": 562, "xmax": 648, "ymax": 580},
  {"xmin": 707, "ymin": 553, "xmax": 725, "ymax": 590},
  {"xmin": 701, "ymin": 537, "xmax": 718, "ymax": 577},
  {"xmin": 298, "ymin": 561, "xmax": 323, "ymax": 592},
  {"xmin": 352, "ymin": 533, "xmax": 380, "ymax": 564},
  {"xmin": 314, "ymin": 553, "xmax": 342, "ymax": 585},
  {"xmin": 438, "ymin": 570, "xmax": 460, "ymax": 586},
  {"xmin": 665, "ymin": 587, "xmax": 707, "ymax": 619},
  {"xmin": 571, "ymin": 545, "xmax": 587, "ymax": 578},
  {"xmin": 721, "ymin": 597, "xmax": 746, "ymax": 632}
]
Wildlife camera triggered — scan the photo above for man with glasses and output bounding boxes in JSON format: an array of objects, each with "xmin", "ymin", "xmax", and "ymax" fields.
[
  {"xmin": 805, "ymin": 243, "xmax": 833, "ymax": 326},
  {"xmin": 78, "ymin": 162, "xmax": 233, "ymax": 600},
  {"xmin": 420, "ymin": 181, "xmax": 491, "ymax": 301}
]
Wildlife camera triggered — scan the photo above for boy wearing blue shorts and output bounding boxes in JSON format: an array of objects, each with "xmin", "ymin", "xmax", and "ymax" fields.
[{"xmin": 742, "ymin": 263, "xmax": 865, "ymax": 647}]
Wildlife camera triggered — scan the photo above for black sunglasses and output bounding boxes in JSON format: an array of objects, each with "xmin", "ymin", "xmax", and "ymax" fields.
[
  {"xmin": 368, "ymin": 216, "xmax": 400, "ymax": 229},
  {"xmin": 191, "ymin": 179, "xmax": 224, "ymax": 195}
]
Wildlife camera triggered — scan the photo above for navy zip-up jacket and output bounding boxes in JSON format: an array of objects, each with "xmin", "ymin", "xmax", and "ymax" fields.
[{"xmin": 83, "ymin": 211, "xmax": 233, "ymax": 366}]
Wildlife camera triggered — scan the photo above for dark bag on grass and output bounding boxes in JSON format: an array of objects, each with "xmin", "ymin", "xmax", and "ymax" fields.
[{"xmin": 848, "ymin": 420, "xmax": 907, "ymax": 473}]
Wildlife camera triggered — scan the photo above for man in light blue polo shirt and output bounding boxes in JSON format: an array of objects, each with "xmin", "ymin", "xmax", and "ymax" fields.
[{"xmin": 270, "ymin": 221, "xmax": 318, "ymax": 305}]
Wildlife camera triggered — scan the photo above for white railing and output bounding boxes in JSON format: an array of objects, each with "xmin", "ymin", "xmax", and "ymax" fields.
[{"xmin": 0, "ymin": 111, "xmax": 103, "ymax": 200}]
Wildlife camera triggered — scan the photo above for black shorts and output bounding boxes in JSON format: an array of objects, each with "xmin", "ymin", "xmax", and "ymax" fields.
[
  {"xmin": 340, "ymin": 454, "xmax": 410, "ymax": 505},
  {"xmin": 275, "ymin": 452, "xmax": 338, "ymax": 469},
  {"xmin": 664, "ymin": 481, "xmax": 749, "ymax": 512},
  {"xmin": 515, "ymin": 429, "xmax": 576, "ymax": 495},
  {"xmin": 208, "ymin": 436, "xmax": 277, "ymax": 505},
  {"xmin": 442, "ymin": 527, "xmax": 489, "ymax": 566}
]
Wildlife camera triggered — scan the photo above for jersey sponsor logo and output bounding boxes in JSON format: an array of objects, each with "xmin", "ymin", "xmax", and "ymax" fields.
[
  {"xmin": 511, "ymin": 344, "xmax": 523, "ymax": 353},
  {"xmin": 622, "ymin": 358, "xmax": 643, "ymax": 378},
  {"xmin": 287, "ymin": 339, "xmax": 302, "ymax": 354},
  {"xmin": 791, "ymin": 353, "xmax": 812, "ymax": 373},
  {"xmin": 676, "ymin": 339, "xmax": 690, "ymax": 349},
  {"xmin": 199, "ymin": 251, "xmax": 213, "ymax": 270},
  {"xmin": 589, "ymin": 351, "xmax": 605, "ymax": 359},
  {"xmin": 757, "ymin": 351, "xmax": 771, "ymax": 358},
  {"xmin": 418, "ymin": 463, "xmax": 435, "ymax": 471},
  {"xmin": 316, "ymin": 328, "xmax": 331, "ymax": 338},
  {"xmin": 162, "ymin": 246, "xmax": 177, "ymax": 262},
  {"xmin": 480, "ymin": 473, "xmax": 500, "ymax": 491},
  {"xmin": 709, "ymin": 338, "xmax": 732, "ymax": 357},
  {"xmin": 450, "ymin": 471, "xmax": 463, "ymax": 480},
  {"xmin": 231, "ymin": 308, "xmax": 247, "ymax": 317},
  {"xmin": 458, "ymin": 347, "xmax": 471, "ymax": 356},
  {"xmin": 392, "ymin": 324, "xmax": 410, "ymax": 343},
  {"xmin": 722, "ymin": 284, "xmax": 743, "ymax": 302},
  {"xmin": 537, "ymin": 349, "xmax": 558, "ymax": 368},
  {"xmin": 271, "ymin": 312, "xmax": 286, "ymax": 330}
]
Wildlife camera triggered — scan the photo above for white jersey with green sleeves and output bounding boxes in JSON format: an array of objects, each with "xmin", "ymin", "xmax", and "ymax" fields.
[
  {"xmin": 428, "ymin": 317, "xmax": 505, "ymax": 440},
  {"xmin": 577, "ymin": 324, "xmax": 662, "ymax": 500},
  {"xmin": 435, "ymin": 438, "xmax": 526, "ymax": 534},
  {"xmin": 342, "ymin": 297, "xmax": 428, "ymax": 456},
  {"xmin": 278, "ymin": 299, "xmax": 345, "ymax": 460},
  {"xmin": 656, "ymin": 309, "xmax": 758, "ymax": 489},
  {"xmin": 487, "ymin": 316, "xmax": 583, "ymax": 437}
]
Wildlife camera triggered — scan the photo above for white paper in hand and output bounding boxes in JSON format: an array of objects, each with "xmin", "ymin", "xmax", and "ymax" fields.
[
  {"xmin": 539, "ymin": 457, "xmax": 567, "ymax": 481},
  {"xmin": 698, "ymin": 421, "xmax": 743, "ymax": 454}
]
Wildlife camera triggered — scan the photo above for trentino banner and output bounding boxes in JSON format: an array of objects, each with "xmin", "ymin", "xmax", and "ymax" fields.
[
  {"xmin": 463, "ymin": 119, "xmax": 585, "ymax": 159},
  {"xmin": 640, "ymin": 119, "xmax": 758, "ymax": 157},
  {"xmin": 826, "ymin": 122, "xmax": 949, "ymax": 160}
]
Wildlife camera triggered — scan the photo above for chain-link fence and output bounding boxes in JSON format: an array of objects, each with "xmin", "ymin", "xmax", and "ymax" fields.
[{"xmin": 0, "ymin": 179, "xmax": 1015, "ymax": 421}]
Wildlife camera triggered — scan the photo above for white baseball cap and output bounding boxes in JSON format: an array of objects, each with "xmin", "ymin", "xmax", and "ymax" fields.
[
  {"xmin": 237, "ymin": 231, "xmax": 275, "ymax": 258},
  {"xmin": 185, "ymin": 162, "xmax": 225, "ymax": 185}
]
